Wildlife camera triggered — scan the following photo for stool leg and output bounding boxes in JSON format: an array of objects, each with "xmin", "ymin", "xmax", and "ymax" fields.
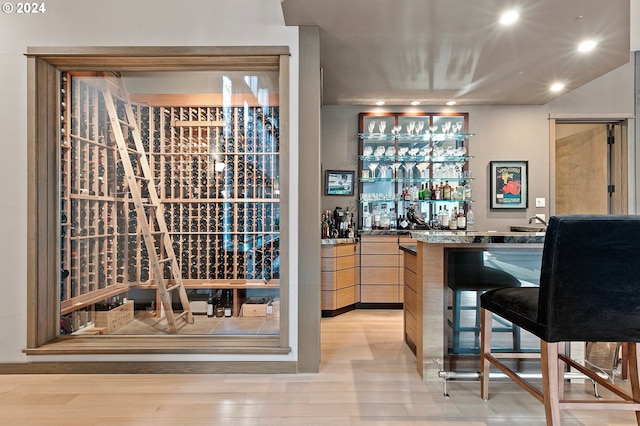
[
  {"xmin": 627, "ymin": 342, "xmax": 640, "ymax": 425},
  {"xmin": 480, "ymin": 308, "xmax": 492, "ymax": 400},
  {"xmin": 541, "ymin": 341, "xmax": 562, "ymax": 426},
  {"xmin": 474, "ymin": 291, "xmax": 482, "ymax": 350}
]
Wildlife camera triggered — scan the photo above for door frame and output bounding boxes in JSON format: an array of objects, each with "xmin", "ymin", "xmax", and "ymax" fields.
[{"xmin": 548, "ymin": 113, "xmax": 636, "ymax": 216}]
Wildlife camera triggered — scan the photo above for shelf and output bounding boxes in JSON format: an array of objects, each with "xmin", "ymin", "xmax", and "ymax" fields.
[{"xmin": 358, "ymin": 132, "xmax": 474, "ymax": 141}]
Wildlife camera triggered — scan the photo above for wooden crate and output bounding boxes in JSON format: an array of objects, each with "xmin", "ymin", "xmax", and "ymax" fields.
[{"xmin": 94, "ymin": 301, "xmax": 134, "ymax": 334}]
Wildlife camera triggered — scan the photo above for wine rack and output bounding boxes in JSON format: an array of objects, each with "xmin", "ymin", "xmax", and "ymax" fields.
[{"xmin": 59, "ymin": 72, "xmax": 281, "ymax": 329}]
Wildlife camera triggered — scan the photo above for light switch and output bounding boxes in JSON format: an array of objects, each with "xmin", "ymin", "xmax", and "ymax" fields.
[{"xmin": 535, "ymin": 197, "xmax": 545, "ymax": 208}]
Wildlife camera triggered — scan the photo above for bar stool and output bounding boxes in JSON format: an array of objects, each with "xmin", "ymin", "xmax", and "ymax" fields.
[
  {"xmin": 447, "ymin": 250, "xmax": 521, "ymax": 354},
  {"xmin": 480, "ymin": 215, "xmax": 640, "ymax": 425}
]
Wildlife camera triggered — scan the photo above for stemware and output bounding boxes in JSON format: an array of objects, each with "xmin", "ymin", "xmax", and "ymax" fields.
[
  {"xmin": 385, "ymin": 146, "xmax": 396, "ymax": 157},
  {"xmin": 390, "ymin": 162, "xmax": 402, "ymax": 179},
  {"xmin": 363, "ymin": 146, "xmax": 373, "ymax": 157},
  {"xmin": 379, "ymin": 164, "xmax": 390, "ymax": 179},
  {"xmin": 402, "ymin": 162, "xmax": 416, "ymax": 180},
  {"xmin": 374, "ymin": 146, "xmax": 386, "ymax": 157},
  {"xmin": 415, "ymin": 163, "xmax": 429, "ymax": 178},
  {"xmin": 367, "ymin": 162, "xmax": 379, "ymax": 178},
  {"xmin": 416, "ymin": 121, "xmax": 424, "ymax": 135},
  {"xmin": 406, "ymin": 121, "xmax": 415, "ymax": 135},
  {"xmin": 378, "ymin": 121, "xmax": 387, "ymax": 134},
  {"xmin": 367, "ymin": 121, "xmax": 376, "ymax": 135}
]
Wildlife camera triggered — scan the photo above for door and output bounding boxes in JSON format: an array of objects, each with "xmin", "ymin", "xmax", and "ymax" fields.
[{"xmin": 554, "ymin": 121, "xmax": 627, "ymax": 215}]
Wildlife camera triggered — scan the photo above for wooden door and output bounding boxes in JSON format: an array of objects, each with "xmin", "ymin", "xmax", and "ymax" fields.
[{"xmin": 554, "ymin": 122, "xmax": 627, "ymax": 215}]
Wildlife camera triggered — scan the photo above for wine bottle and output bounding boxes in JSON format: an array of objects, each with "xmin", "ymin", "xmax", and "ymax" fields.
[
  {"xmin": 207, "ymin": 290, "xmax": 214, "ymax": 318},
  {"xmin": 466, "ymin": 203, "xmax": 475, "ymax": 231},
  {"xmin": 224, "ymin": 290, "xmax": 232, "ymax": 317},
  {"xmin": 215, "ymin": 291, "xmax": 224, "ymax": 317}
]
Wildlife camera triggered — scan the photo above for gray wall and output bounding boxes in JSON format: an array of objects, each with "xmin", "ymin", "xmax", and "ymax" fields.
[{"xmin": 321, "ymin": 57, "xmax": 636, "ymax": 231}]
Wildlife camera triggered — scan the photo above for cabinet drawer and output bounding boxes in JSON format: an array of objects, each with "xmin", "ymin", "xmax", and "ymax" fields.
[
  {"xmin": 361, "ymin": 267, "xmax": 399, "ymax": 285},
  {"xmin": 321, "ymin": 245, "xmax": 336, "ymax": 258},
  {"xmin": 360, "ymin": 285, "xmax": 399, "ymax": 303},
  {"xmin": 404, "ymin": 282, "xmax": 417, "ymax": 317},
  {"xmin": 335, "ymin": 243, "xmax": 355, "ymax": 257},
  {"xmin": 404, "ymin": 268, "xmax": 417, "ymax": 292},
  {"xmin": 336, "ymin": 268, "xmax": 354, "ymax": 289},
  {"xmin": 336, "ymin": 286, "xmax": 356, "ymax": 308},
  {"xmin": 360, "ymin": 242, "xmax": 399, "ymax": 256},
  {"xmin": 360, "ymin": 254, "xmax": 399, "ymax": 268},
  {"xmin": 335, "ymin": 255, "xmax": 354, "ymax": 271},
  {"xmin": 321, "ymin": 271, "xmax": 335, "ymax": 291},
  {"xmin": 404, "ymin": 252, "xmax": 417, "ymax": 273}
]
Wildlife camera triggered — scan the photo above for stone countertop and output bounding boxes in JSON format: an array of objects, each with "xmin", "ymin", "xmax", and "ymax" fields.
[
  {"xmin": 410, "ymin": 230, "xmax": 545, "ymax": 244},
  {"xmin": 358, "ymin": 230, "xmax": 412, "ymax": 236},
  {"xmin": 321, "ymin": 238, "xmax": 359, "ymax": 245},
  {"xmin": 399, "ymin": 244, "xmax": 417, "ymax": 254}
]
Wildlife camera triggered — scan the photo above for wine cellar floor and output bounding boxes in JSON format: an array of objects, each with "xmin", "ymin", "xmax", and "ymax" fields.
[{"xmin": 109, "ymin": 313, "xmax": 280, "ymax": 335}]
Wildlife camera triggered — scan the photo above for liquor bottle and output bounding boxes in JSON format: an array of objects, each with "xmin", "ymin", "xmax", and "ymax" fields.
[
  {"xmin": 457, "ymin": 205, "xmax": 467, "ymax": 230},
  {"xmin": 443, "ymin": 181, "xmax": 452, "ymax": 200},
  {"xmin": 463, "ymin": 182, "xmax": 472, "ymax": 201},
  {"xmin": 449, "ymin": 207, "xmax": 458, "ymax": 230},
  {"xmin": 466, "ymin": 203, "xmax": 475, "ymax": 231},
  {"xmin": 207, "ymin": 290, "xmax": 214, "ymax": 318},
  {"xmin": 224, "ymin": 290, "xmax": 232, "ymax": 317}
]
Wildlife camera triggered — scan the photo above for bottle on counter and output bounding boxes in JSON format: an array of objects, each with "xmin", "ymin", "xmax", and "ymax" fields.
[
  {"xmin": 448, "ymin": 207, "xmax": 458, "ymax": 230},
  {"xmin": 466, "ymin": 203, "xmax": 475, "ymax": 231},
  {"xmin": 224, "ymin": 290, "xmax": 232, "ymax": 317},
  {"xmin": 443, "ymin": 181, "xmax": 452, "ymax": 200}
]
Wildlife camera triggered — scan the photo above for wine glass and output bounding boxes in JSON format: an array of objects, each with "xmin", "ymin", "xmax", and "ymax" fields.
[
  {"xmin": 416, "ymin": 121, "xmax": 424, "ymax": 135},
  {"xmin": 415, "ymin": 162, "xmax": 429, "ymax": 178},
  {"xmin": 378, "ymin": 121, "xmax": 387, "ymax": 134},
  {"xmin": 390, "ymin": 162, "xmax": 402, "ymax": 179},
  {"xmin": 402, "ymin": 162, "xmax": 416, "ymax": 180},
  {"xmin": 379, "ymin": 164, "xmax": 389, "ymax": 179},
  {"xmin": 406, "ymin": 121, "xmax": 415, "ymax": 135},
  {"xmin": 367, "ymin": 162, "xmax": 379, "ymax": 178},
  {"xmin": 367, "ymin": 121, "xmax": 376, "ymax": 135}
]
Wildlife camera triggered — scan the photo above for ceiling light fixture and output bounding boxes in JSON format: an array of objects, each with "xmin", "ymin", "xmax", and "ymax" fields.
[
  {"xmin": 375, "ymin": 100, "xmax": 385, "ymax": 106},
  {"xmin": 410, "ymin": 100, "xmax": 420, "ymax": 106},
  {"xmin": 446, "ymin": 100, "xmax": 457, "ymax": 106},
  {"xmin": 577, "ymin": 39, "xmax": 598, "ymax": 53},
  {"xmin": 499, "ymin": 10, "xmax": 519, "ymax": 26},
  {"xmin": 550, "ymin": 82, "xmax": 565, "ymax": 92}
]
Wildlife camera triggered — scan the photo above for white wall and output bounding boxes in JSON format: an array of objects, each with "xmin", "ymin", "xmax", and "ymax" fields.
[{"xmin": 0, "ymin": 0, "xmax": 300, "ymax": 363}]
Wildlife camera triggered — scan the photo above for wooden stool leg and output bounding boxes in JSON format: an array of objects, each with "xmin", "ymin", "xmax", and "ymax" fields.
[
  {"xmin": 541, "ymin": 341, "xmax": 562, "ymax": 426},
  {"xmin": 627, "ymin": 342, "xmax": 640, "ymax": 425},
  {"xmin": 623, "ymin": 342, "xmax": 629, "ymax": 381},
  {"xmin": 480, "ymin": 308, "xmax": 492, "ymax": 400}
]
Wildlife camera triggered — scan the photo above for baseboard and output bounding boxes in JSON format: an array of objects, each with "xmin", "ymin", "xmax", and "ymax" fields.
[{"xmin": 0, "ymin": 361, "xmax": 298, "ymax": 374}]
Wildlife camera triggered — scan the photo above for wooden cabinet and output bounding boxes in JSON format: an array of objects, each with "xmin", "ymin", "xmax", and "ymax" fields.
[
  {"xmin": 321, "ymin": 242, "xmax": 358, "ymax": 313},
  {"xmin": 58, "ymin": 73, "xmax": 281, "ymax": 331},
  {"xmin": 402, "ymin": 248, "xmax": 418, "ymax": 354},
  {"xmin": 359, "ymin": 234, "xmax": 413, "ymax": 304}
]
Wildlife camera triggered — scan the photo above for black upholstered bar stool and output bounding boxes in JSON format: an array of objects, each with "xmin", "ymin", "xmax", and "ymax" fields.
[
  {"xmin": 480, "ymin": 215, "xmax": 640, "ymax": 425},
  {"xmin": 447, "ymin": 250, "xmax": 521, "ymax": 354}
]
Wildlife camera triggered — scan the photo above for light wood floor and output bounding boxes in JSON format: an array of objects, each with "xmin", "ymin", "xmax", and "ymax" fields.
[{"xmin": 0, "ymin": 309, "xmax": 636, "ymax": 425}]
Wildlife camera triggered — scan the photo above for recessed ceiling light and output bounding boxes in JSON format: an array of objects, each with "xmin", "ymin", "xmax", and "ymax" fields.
[
  {"xmin": 446, "ymin": 100, "xmax": 457, "ymax": 106},
  {"xmin": 550, "ymin": 83, "xmax": 565, "ymax": 92},
  {"xmin": 577, "ymin": 39, "xmax": 598, "ymax": 53},
  {"xmin": 499, "ymin": 10, "xmax": 519, "ymax": 26},
  {"xmin": 410, "ymin": 100, "xmax": 420, "ymax": 106},
  {"xmin": 375, "ymin": 100, "xmax": 385, "ymax": 106}
]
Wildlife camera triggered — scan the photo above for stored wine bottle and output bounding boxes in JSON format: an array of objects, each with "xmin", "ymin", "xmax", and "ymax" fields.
[
  {"xmin": 207, "ymin": 290, "xmax": 214, "ymax": 318},
  {"xmin": 224, "ymin": 290, "xmax": 232, "ymax": 317},
  {"xmin": 215, "ymin": 292, "xmax": 224, "ymax": 317}
]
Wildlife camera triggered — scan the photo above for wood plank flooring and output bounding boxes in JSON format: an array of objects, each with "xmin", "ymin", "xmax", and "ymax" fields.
[{"xmin": 0, "ymin": 309, "xmax": 636, "ymax": 425}]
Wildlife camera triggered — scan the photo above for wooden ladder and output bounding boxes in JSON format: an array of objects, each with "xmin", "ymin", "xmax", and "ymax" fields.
[{"xmin": 101, "ymin": 73, "xmax": 193, "ymax": 334}]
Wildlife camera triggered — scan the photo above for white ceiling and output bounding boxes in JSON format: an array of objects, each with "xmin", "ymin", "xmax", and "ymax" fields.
[{"xmin": 281, "ymin": 0, "xmax": 631, "ymax": 106}]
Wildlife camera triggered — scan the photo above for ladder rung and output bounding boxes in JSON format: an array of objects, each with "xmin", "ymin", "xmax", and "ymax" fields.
[
  {"xmin": 167, "ymin": 283, "xmax": 182, "ymax": 292},
  {"xmin": 174, "ymin": 311, "xmax": 190, "ymax": 321},
  {"xmin": 126, "ymin": 148, "xmax": 142, "ymax": 155},
  {"xmin": 135, "ymin": 175, "xmax": 150, "ymax": 181},
  {"xmin": 158, "ymin": 257, "xmax": 174, "ymax": 264},
  {"xmin": 118, "ymin": 118, "xmax": 135, "ymax": 128}
]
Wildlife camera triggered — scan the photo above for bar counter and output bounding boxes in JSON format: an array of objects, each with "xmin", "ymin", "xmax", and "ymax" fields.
[{"xmin": 405, "ymin": 230, "xmax": 545, "ymax": 381}]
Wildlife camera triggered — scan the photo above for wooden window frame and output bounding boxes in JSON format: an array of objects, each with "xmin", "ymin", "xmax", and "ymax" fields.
[{"xmin": 24, "ymin": 47, "xmax": 291, "ymax": 362}]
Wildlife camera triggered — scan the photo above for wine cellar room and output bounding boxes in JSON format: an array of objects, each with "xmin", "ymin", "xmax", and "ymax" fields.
[{"xmin": 59, "ymin": 70, "xmax": 281, "ymax": 336}]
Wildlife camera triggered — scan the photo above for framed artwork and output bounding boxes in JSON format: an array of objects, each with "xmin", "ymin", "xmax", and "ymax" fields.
[
  {"xmin": 325, "ymin": 170, "xmax": 355, "ymax": 196},
  {"xmin": 490, "ymin": 160, "xmax": 528, "ymax": 209}
]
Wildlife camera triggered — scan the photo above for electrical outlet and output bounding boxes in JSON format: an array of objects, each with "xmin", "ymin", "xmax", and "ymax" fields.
[
  {"xmin": 535, "ymin": 197, "xmax": 545, "ymax": 207},
  {"xmin": 535, "ymin": 214, "xmax": 546, "ymax": 224}
]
